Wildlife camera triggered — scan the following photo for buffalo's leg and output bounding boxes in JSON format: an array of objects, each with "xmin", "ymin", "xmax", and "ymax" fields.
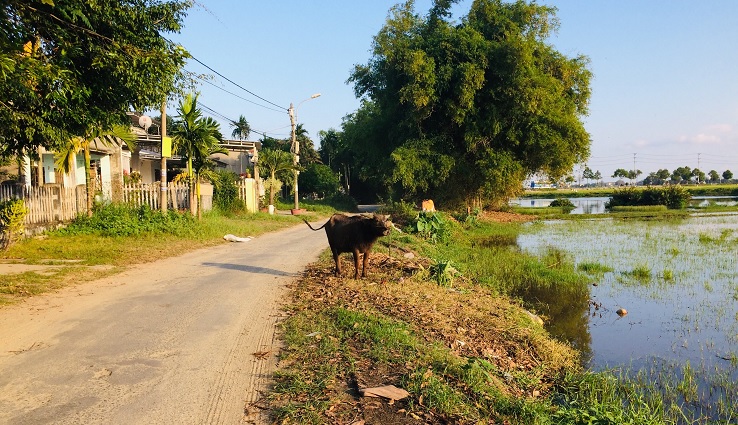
[
  {"xmin": 361, "ymin": 252, "xmax": 370, "ymax": 278},
  {"xmin": 332, "ymin": 249, "xmax": 342, "ymax": 276},
  {"xmin": 352, "ymin": 250, "xmax": 360, "ymax": 279}
]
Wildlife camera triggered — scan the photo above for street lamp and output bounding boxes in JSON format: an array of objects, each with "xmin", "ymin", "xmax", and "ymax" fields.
[{"xmin": 289, "ymin": 93, "xmax": 321, "ymax": 212}]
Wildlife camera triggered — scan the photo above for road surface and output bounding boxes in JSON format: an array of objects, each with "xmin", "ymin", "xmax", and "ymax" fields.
[{"xmin": 0, "ymin": 223, "xmax": 328, "ymax": 424}]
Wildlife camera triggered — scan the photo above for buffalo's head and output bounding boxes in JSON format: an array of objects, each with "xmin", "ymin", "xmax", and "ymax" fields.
[{"xmin": 369, "ymin": 214, "xmax": 392, "ymax": 236}]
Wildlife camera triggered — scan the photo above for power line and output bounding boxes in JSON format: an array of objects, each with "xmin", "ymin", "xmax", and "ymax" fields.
[
  {"xmin": 200, "ymin": 79, "xmax": 285, "ymax": 114},
  {"xmin": 189, "ymin": 55, "xmax": 287, "ymax": 111},
  {"xmin": 198, "ymin": 102, "xmax": 290, "ymax": 138},
  {"xmin": 198, "ymin": 102, "xmax": 234, "ymax": 122}
]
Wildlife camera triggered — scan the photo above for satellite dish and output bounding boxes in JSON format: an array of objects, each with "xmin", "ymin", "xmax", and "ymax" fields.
[{"xmin": 138, "ymin": 115, "xmax": 152, "ymax": 131}]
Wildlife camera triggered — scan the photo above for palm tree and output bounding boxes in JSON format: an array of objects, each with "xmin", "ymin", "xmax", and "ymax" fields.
[
  {"xmin": 170, "ymin": 93, "xmax": 223, "ymax": 217},
  {"xmin": 55, "ymin": 125, "xmax": 135, "ymax": 217},
  {"xmin": 191, "ymin": 131, "xmax": 227, "ymax": 219},
  {"xmin": 257, "ymin": 148, "xmax": 295, "ymax": 208},
  {"xmin": 230, "ymin": 115, "xmax": 251, "ymax": 140}
]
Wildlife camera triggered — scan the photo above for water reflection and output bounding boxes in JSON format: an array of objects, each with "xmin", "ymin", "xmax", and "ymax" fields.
[
  {"xmin": 510, "ymin": 195, "xmax": 738, "ymax": 214},
  {"xmin": 513, "ymin": 282, "xmax": 593, "ymax": 364},
  {"xmin": 692, "ymin": 196, "xmax": 738, "ymax": 207},
  {"xmin": 510, "ymin": 197, "xmax": 610, "ymax": 214}
]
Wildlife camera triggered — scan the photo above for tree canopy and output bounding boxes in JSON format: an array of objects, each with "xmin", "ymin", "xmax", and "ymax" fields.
[
  {"xmin": 343, "ymin": 0, "xmax": 592, "ymax": 207},
  {"xmin": 0, "ymin": 0, "xmax": 191, "ymax": 157}
]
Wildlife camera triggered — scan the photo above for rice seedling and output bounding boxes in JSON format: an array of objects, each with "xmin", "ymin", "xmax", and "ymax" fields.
[
  {"xmin": 578, "ymin": 261, "xmax": 614, "ymax": 275},
  {"xmin": 623, "ymin": 264, "xmax": 652, "ymax": 282}
]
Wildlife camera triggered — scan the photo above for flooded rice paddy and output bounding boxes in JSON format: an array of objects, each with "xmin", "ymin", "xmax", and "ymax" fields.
[{"xmin": 517, "ymin": 212, "xmax": 738, "ymax": 420}]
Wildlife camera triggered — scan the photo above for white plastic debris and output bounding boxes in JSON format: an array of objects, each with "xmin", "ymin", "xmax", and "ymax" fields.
[{"xmin": 223, "ymin": 234, "xmax": 253, "ymax": 242}]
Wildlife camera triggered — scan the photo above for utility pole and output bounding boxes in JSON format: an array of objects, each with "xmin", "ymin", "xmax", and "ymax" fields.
[
  {"xmin": 288, "ymin": 93, "xmax": 321, "ymax": 212},
  {"xmin": 289, "ymin": 103, "xmax": 299, "ymax": 211},
  {"xmin": 633, "ymin": 153, "xmax": 637, "ymax": 185},
  {"xmin": 160, "ymin": 101, "xmax": 169, "ymax": 213},
  {"xmin": 697, "ymin": 153, "xmax": 701, "ymax": 183}
]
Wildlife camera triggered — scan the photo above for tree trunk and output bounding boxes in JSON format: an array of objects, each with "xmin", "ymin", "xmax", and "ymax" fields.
[
  {"xmin": 187, "ymin": 158, "xmax": 195, "ymax": 216},
  {"xmin": 196, "ymin": 173, "xmax": 201, "ymax": 221},
  {"xmin": 269, "ymin": 171, "xmax": 276, "ymax": 207},
  {"xmin": 84, "ymin": 146, "xmax": 93, "ymax": 217},
  {"xmin": 36, "ymin": 147, "xmax": 44, "ymax": 187}
]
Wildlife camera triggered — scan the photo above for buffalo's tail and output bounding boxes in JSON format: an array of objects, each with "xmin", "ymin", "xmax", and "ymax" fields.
[{"xmin": 302, "ymin": 218, "xmax": 327, "ymax": 231}]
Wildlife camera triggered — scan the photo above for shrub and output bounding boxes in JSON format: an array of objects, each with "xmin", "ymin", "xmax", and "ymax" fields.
[
  {"xmin": 412, "ymin": 211, "xmax": 451, "ymax": 243},
  {"xmin": 453, "ymin": 207, "xmax": 481, "ymax": 227},
  {"xmin": 430, "ymin": 259, "xmax": 460, "ymax": 287},
  {"xmin": 660, "ymin": 185, "xmax": 691, "ymax": 209},
  {"xmin": 549, "ymin": 198, "xmax": 575, "ymax": 210},
  {"xmin": 606, "ymin": 186, "xmax": 691, "ymax": 210},
  {"xmin": 0, "ymin": 198, "xmax": 28, "ymax": 250},
  {"xmin": 323, "ymin": 193, "xmax": 358, "ymax": 212},
  {"xmin": 377, "ymin": 200, "xmax": 417, "ymax": 227},
  {"xmin": 211, "ymin": 170, "xmax": 245, "ymax": 214},
  {"xmin": 606, "ymin": 187, "xmax": 641, "ymax": 208},
  {"xmin": 299, "ymin": 164, "xmax": 340, "ymax": 198},
  {"xmin": 59, "ymin": 204, "xmax": 195, "ymax": 237}
]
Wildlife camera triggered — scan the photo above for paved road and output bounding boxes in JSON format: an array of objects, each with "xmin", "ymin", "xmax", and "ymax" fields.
[{"xmin": 0, "ymin": 223, "xmax": 328, "ymax": 424}]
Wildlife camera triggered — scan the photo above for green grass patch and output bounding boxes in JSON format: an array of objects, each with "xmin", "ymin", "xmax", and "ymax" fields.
[
  {"xmin": 578, "ymin": 262, "xmax": 615, "ymax": 275},
  {"xmin": 623, "ymin": 264, "xmax": 652, "ymax": 283},
  {"xmin": 610, "ymin": 205, "xmax": 668, "ymax": 212},
  {"xmin": 512, "ymin": 206, "xmax": 572, "ymax": 217}
]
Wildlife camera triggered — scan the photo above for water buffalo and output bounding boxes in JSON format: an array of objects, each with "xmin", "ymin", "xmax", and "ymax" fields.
[{"xmin": 303, "ymin": 214, "xmax": 392, "ymax": 279}]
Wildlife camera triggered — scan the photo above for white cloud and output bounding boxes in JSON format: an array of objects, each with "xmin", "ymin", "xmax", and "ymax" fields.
[{"xmin": 676, "ymin": 123, "xmax": 736, "ymax": 146}]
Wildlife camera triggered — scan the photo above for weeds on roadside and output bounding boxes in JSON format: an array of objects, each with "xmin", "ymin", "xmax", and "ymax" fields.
[{"xmin": 58, "ymin": 204, "xmax": 196, "ymax": 237}]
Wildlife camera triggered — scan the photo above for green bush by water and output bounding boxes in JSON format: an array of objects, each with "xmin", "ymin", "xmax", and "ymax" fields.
[
  {"xmin": 606, "ymin": 186, "xmax": 691, "ymax": 210},
  {"xmin": 550, "ymin": 198, "xmax": 576, "ymax": 211}
]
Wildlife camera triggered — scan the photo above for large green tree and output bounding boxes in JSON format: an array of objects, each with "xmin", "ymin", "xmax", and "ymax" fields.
[
  {"xmin": 0, "ymin": 0, "xmax": 191, "ymax": 158},
  {"xmin": 344, "ymin": 0, "xmax": 591, "ymax": 207},
  {"xmin": 672, "ymin": 166, "xmax": 692, "ymax": 182},
  {"xmin": 299, "ymin": 163, "xmax": 340, "ymax": 198},
  {"xmin": 318, "ymin": 128, "xmax": 354, "ymax": 194}
]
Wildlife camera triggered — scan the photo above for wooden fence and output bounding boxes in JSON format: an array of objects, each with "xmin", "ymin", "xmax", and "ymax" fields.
[
  {"xmin": 122, "ymin": 183, "xmax": 190, "ymax": 211},
  {"xmin": 0, "ymin": 184, "xmax": 86, "ymax": 230},
  {"xmin": 1, "ymin": 179, "xmax": 257, "ymax": 231}
]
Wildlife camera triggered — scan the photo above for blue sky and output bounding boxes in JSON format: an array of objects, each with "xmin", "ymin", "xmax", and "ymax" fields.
[{"xmin": 169, "ymin": 1, "xmax": 738, "ymax": 181}]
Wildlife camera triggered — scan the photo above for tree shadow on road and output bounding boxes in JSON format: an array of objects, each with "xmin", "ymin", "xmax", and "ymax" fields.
[{"xmin": 201, "ymin": 262, "xmax": 295, "ymax": 277}]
